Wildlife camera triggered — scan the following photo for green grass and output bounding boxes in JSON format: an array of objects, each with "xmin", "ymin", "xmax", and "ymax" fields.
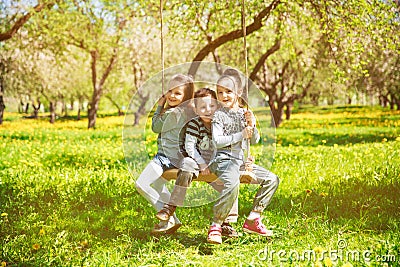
[{"xmin": 1, "ymin": 106, "xmax": 400, "ymax": 267}]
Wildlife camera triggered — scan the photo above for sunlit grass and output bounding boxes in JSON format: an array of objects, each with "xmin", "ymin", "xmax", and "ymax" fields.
[{"xmin": 1, "ymin": 106, "xmax": 399, "ymax": 266}]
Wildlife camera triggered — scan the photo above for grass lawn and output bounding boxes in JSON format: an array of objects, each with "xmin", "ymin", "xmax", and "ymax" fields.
[{"xmin": 0, "ymin": 106, "xmax": 399, "ymax": 266}]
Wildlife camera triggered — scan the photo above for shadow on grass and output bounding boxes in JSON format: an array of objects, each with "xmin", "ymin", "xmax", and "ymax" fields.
[
  {"xmin": 240, "ymin": 178, "xmax": 400, "ymax": 231},
  {"xmin": 2, "ymin": 175, "xmax": 399, "ymax": 251}
]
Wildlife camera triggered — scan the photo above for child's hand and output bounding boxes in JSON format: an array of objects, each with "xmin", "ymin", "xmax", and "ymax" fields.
[
  {"xmin": 199, "ymin": 164, "xmax": 210, "ymax": 175},
  {"xmin": 158, "ymin": 95, "xmax": 166, "ymax": 106},
  {"xmin": 244, "ymin": 110, "xmax": 256, "ymax": 127},
  {"xmin": 242, "ymin": 126, "xmax": 254, "ymax": 139}
]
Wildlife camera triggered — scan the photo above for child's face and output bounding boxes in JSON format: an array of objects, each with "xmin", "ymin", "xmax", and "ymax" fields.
[
  {"xmin": 217, "ymin": 85, "xmax": 239, "ymax": 109},
  {"xmin": 166, "ymin": 86, "xmax": 185, "ymax": 107},
  {"xmin": 195, "ymin": 96, "xmax": 218, "ymax": 123}
]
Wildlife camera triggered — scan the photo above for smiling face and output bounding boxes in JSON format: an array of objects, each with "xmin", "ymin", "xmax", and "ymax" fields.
[
  {"xmin": 216, "ymin": 76, "xmax": 242, "ymax": 109},
  {"xmin": 166, "ymin": 86, "xmax": 185, "ymax": 107},
  {"xmin": 195, "ymin": 96, "xmax": 218, "ymax": 124},
  {"xmin": 217, "ymin": 85, "xmax": 240, "ymax": 109}
]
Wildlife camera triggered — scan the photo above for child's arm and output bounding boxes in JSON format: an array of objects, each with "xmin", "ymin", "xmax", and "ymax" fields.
[
  {"xmin": 151, "ymin": 96, "xmax": 167, "ymax": 133},
  {"xmin": 185, "ymin": 121, "xmax": 208, "ymax": 167},
  {"xmin": 185, "ymin": 134, "xmax": 207, "ymax": 167},
  {"xmin": 212, "ymin": 121, "xmax": 244, "ymax": 148},
  {"xmin": 152, "ymin": 97, "xmax": 182, "ymax": 133},
  {"xmin": 151, "ymin": 105, "xmax": 165, "ymax": 133}
]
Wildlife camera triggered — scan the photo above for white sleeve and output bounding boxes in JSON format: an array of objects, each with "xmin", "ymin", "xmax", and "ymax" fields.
[
  {"xmin": 212, "ymin": 121, "xmax": 243, "ymax": 148},
  {"xmin": 185, "ymin": 134, "xmax": 207, "ymax": 165}
]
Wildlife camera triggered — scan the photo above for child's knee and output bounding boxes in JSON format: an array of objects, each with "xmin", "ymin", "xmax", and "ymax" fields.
[
  {"xmin": 260, "ymin": 173, "xmax": 280, "ymax": 189},
  {"xmin": 135, "ymin": 180, "xmax": 145, "ymax": 194},
  {"xmin": 176, "ymin": 170, "xmax": 193, "ymax": 187},
  {"xmin": 271, "ymin": 174, "xmax": 280, "ymax": 188}
]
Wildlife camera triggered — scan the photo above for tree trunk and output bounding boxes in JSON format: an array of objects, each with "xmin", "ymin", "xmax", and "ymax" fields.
[
  {"xmin": 269, "ymin": 99, "xmax": 284, "ymax": 128},
  {"xmin": 380, "ymin": 95, "xmax": 389, "ymax": 108},
  {"xmin": 285, "ymin": 102, "xmax": 294, "ymax": 120},
  {"xmin": 32, "ymin": 101, "xmax": 41, "ymax": 119},
  {"xmin": 396, "ymin": 99, "xmax": 400, "ymax": 111},
  {"xmin": 0, "ymin": 98, "xmax": 4, "ymax": 125},
  {"xmin": 133, "ymin": 93, "xmax": 149, "ymax": 126},
  {"xmin": 88, "ymin": 88, "xmax": 101, "ymax": 129},
  {"xmin": 18, "ymin": 100, "xmax": 24, "ymax": 113},
  {"xmin": 49, "ymin": 101, "xmax": 56, "ymax": 124},
  {"xmin": 389, "ymin": 96, "xmax": 395, "ymax": 110},
  {"xmin": 77, "ymin": 99, "xmax": 82, "ymax": 120},
  {"xmin": 87, "ymin": 47, "xmax": 118, "ymax": 129},
  {"xmin": 133, "ymin": 112, "xmax": 141, "ymax": 126},
  {"xmin": 63, "ymin": 101, "xmax": 68, "ymax": 117},
  {"xmin": 310, "ymin": 93, "xmax": 319, "ymax": 106},
  {"xmin": 77, "ymin": 107, "xmax": 81, "ymax": 120},
  {"xmin": 0, "ymin": 75, "xmax": 5, "ymax": 125},
  {"xmin": 106, "ymin": 95, "xmax": 124, "ymax": 116},
  {"xmin": 25, "ymin": 103, "xmax": 29, "ymax": 113},
  {"xmin": 271, "ymin": 107, "xmax": 284, "ymax": 128}
]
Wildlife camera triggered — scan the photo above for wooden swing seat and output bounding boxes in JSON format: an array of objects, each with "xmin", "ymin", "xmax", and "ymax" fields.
[{"xmin": 162, "ymin": 168, "xmax": 256, "ymax": 184}]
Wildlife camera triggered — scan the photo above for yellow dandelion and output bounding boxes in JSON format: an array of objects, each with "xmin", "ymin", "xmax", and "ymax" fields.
[
  {"xmin": 39, "ymin": 228, "xmax": 45, "ymax": 235},
  {"xmin": 306, "ymin": 189, "xmax": 313, "ymax": 195},
  {"xmin": 382, "ymin": 138, "xmax": 387, "ymax": 142},
  {"xmin": 324, "ymin": 257, "xmax": 333, "ymax": 267},
  {"xmin": 1, "ymin": 213, "xmax": 7, "ymax": 217},
  {"xmin": 322, "ymin": 140, "xmax": 327, "ymax": 144},
  {"xmin": 314, "ymin": 261, "xmax": 323, "ymax": 267},
  {"xmin": 319, "ymin": 192, "xmax": 328, "ymax": 197},
  {"xmin": 342, "ymin": 263, "xmax": 353, "ymax": 267},
  {"xmin": 32, "ymin": 243, "xmax": 41, "ymax": 250},
  {"xmin": 314, "ymin": 246, "xmax": 324, "ymax": 254},
  {"xmin": 80, "ymin": 240, "xmax": 88, "ymax": 247}
]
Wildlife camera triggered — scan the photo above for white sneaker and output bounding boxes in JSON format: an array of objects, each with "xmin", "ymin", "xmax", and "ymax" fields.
[{"xmin": 151, "ymin": 216, "xmax": 182, "ymax": 234}]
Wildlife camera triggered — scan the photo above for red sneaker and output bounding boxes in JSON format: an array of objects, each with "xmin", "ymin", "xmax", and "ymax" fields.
[
  {"xmin": 207, "ymin": 225, "xmax": 222, "ymax": 244},
  {"xmin": 242, "ymin": 218, "xmax": 273, "ymax": 237}
]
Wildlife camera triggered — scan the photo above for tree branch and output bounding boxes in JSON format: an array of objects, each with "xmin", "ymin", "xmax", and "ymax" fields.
[
  {"xmin": 188, "ymin": 0, "xmax": 282, "ymax": 76},
  {"xmin": 249, "ymin": 38, "xmax": 281, "ymax": 81},
  {"xmin": 0, "ymin": 2, "xmax": 53, "ymax": 42}
]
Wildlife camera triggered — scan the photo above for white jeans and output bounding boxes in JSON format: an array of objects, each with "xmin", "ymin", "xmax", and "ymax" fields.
[{"xmin": 135, "ymin": 160, "xmax": 180, "ymax": 223}]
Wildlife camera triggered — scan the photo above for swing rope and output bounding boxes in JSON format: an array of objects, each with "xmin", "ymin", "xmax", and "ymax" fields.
[
  {"xmin": 159, "ymin": 0, "xmax": 256, "ymax": 183},
  {"xmin": 241, "ymin": 0, "xmax": 249, "ymax": 105},
  {"xmin": 160, "ymin": 0, "xmax": 165, "ymax": 95},
  {"xmin": 241, "ymin": 0, "xmax": 253, "ymax": 172}
]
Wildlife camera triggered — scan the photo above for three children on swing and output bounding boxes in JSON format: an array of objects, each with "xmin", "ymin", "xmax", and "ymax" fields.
[{"xmin": 136, "ymin": 69, "xmax": 279, "ymax": 244}]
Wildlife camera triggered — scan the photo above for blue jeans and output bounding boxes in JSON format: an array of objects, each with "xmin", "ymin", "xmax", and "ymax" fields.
[
  {"xmin": 209, "ymin": 152, "xmax": 280, "ymax": 224},
  {"xmin": 209, "ymin": 153, "xmax": 241, "ymax": 224},
  {"xmin": 153, "ymin": 153, "xmax": 177, "ymax": 171}
]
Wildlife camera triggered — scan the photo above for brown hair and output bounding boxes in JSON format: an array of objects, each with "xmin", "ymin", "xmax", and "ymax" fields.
[
  {"xmin": 193, "ymin": 87, "xmax": 217, "ymax": 106},
  {"xmin": 165, "ymin": 74, "xmax": 195, "ymax": 109}
]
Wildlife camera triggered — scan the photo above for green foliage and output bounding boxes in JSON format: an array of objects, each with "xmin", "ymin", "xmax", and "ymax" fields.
[{"xmin": 0, "ymin": 106, "xmax": 399, "ymax": 266}]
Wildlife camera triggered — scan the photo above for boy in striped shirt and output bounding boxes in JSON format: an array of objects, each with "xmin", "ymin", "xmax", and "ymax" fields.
[{"xmin": 156, "ymin": 88, "xmax": 239, "ymax": 237}]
